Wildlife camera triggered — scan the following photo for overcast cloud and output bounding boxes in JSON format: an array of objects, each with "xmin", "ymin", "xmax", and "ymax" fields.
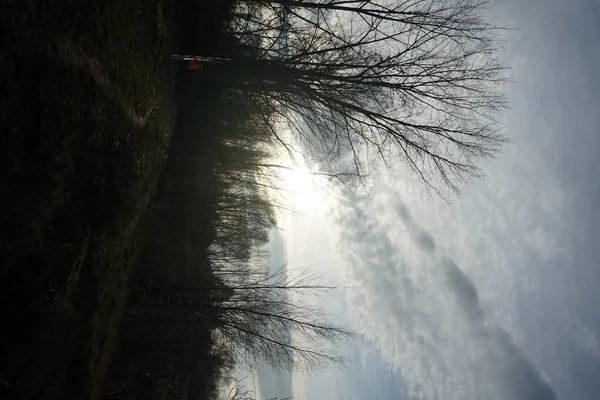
[
  {"xmin": 325, "ymin": 0, "xmax": 600, "ymax": 398},
  {"xmin": 264, "ymin": 0, "xmax": 600, "ymax": 399},
  {"xmin": 335, "ymin": 191, "xmax": 558, "ymax": 400}
]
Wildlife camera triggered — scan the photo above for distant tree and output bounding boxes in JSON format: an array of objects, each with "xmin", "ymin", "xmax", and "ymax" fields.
[
  {"xmin": 190, "ymin": 267, "xmax": 354, "ymax": 371},
  {"xmin": 224, "ymin": 378, "xmax": 255, "ymax": 400},
  {"xmin": 223, "ymin": 377, "xmax": 295, "ymax": 400}
]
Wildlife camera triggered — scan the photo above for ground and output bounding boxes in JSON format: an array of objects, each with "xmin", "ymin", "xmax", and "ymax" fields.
[{"xmin": 0, "ymin": 1, "xmax": 175, "ymax": 398}]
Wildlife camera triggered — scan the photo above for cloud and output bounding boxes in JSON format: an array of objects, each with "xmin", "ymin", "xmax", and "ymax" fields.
[
  {"xmin": 395, "ymin": 202, "xmax": 437, "ymax": 253},
  {"xmin": 442, "ymin": 260, "xmax": 481, "ymax": 320},
  {"xmin": 335, "ymin": 190, "xmax": 557, "ymax": 400},
  {"xmin": 562, "ymin": 315, "xmax": 600, "ymax": 360},
  {"xmin": 284, "ymin": 2, "xmax": 600, "ymax": 399},
  {"xmin": 255, "ymin": 367, "xmax": 293, "ymax": 400}
]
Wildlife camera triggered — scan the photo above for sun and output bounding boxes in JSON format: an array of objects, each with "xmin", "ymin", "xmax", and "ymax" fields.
[
  {"xmin": 280, "ymin": 162, "xmax": 314, "ymax": 196},
  {"xmin": 264, "ymin": 129, "xmax": 330, "ymax": 215},
  {"xmin": 270, "ymin": 151, "xmax": 327, "ymax": 213}
]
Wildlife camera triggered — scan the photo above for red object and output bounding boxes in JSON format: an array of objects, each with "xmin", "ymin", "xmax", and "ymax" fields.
[{"xmin": 188, "ymin": 60, "xmax": 203, "ymax": 70}]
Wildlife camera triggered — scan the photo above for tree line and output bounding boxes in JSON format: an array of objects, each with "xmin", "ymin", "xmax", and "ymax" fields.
[{"xmin": 104, "ymin": 0, "xmax": 507, "ymax": 398}]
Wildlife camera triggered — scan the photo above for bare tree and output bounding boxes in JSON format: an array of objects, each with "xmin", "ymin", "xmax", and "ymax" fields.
[
  {"xmin": 205, "ymin": 267, "xmax": 353, "ymax": 371},
  {"xmin": 133, "ymin": 266, "xmax": 352, "ymax": 372},
  {"xmin": 223, "ymin": 378, "xmax": 255, "ymax": 400},
  {"xmin": 222, "ymin": 377, "xmax": 294, "ymax": 400},
  {"xmin": 221, "ymin": 0, "xmax": 508, "ymax": 192}
]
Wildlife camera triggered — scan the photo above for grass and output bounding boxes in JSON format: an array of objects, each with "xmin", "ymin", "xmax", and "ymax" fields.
[{"xmin": 0, "ymin": 0, "xmax": 176, "ymax": 398}]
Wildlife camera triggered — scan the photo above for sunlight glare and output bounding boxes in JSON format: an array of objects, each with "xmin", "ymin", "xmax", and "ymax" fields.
[{"xmin": 276, "ymin": 155, "xmax": 322, "ymax": 210}]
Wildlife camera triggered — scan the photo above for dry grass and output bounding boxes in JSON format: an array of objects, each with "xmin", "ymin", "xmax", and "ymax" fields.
[{"xmin": 0, "ymin": 0, "xmax": 175, "ymax": 398}]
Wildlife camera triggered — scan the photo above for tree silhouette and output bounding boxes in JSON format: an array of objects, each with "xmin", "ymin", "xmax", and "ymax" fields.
[
  {"xmin": 220, "ymin": 0, "xmax": 508, "ymax": 192},
  {"xmin": 207, "ymin": 267, "xmax": 353, "ymax": 371}
]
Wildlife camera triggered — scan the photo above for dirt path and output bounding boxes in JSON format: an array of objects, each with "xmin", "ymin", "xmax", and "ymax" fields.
[
  {"xmin": 51, "ymin": 35, "xmax": 157, "ymax": 128},
  {"xmin": 15, "ymin": 24, "xmax": 157, "ymax": 129}
]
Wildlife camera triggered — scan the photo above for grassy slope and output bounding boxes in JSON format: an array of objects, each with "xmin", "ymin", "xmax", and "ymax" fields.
[
  {"xmin": 0, "ymin": 1, "xmax": 175, "ymax": 398},
  {"xmin": 98, "ymin": 2, "xmax": 238, "ymax": 398}
]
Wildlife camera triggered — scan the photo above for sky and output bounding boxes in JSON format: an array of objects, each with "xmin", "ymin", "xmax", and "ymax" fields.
[{"xmin": 253, "ymin": 0, "xmax": 600, "ymax": 399}]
